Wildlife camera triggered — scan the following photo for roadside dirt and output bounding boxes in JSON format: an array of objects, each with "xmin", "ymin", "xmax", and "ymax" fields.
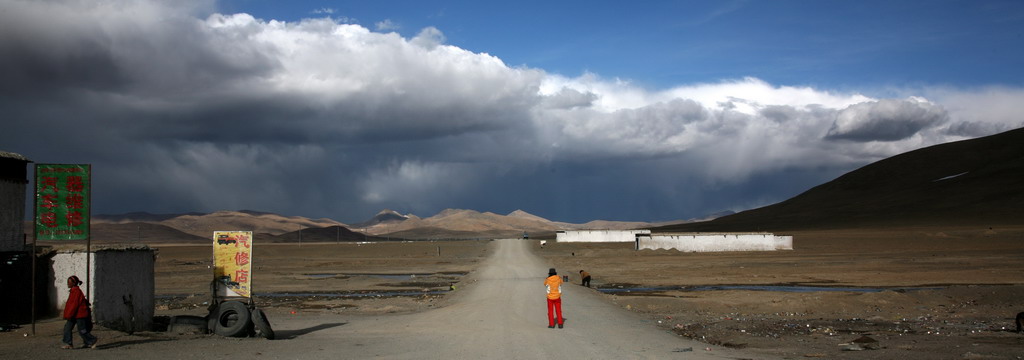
[{"xmin": 152, "ymin": 240, "xmax": 491, "ymax": 315}]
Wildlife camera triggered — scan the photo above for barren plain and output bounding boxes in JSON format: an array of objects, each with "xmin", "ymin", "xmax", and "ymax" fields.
[{"xmin": 3, "ymin": 226, "xmax": 1023, "ymax": 359}]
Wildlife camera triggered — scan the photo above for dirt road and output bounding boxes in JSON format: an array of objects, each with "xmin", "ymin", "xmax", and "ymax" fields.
[
  {"xmin": 280, "ymin": 238, "xmax": 765, "ymax": 359},
  {"xmin": 3, "ymin": 239, "xmax": 768, "ymax": 359}
]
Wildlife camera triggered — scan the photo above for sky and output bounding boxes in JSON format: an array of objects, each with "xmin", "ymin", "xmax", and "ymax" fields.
[{"xmin": 2, "ymin": 0, "xmax": 1023, "ymax": 224}]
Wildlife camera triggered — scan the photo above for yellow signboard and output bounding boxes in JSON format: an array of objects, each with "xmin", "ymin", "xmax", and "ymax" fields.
[{"xmin": 213, "ymin": 231, "xmax": 253, "ymax": 298}]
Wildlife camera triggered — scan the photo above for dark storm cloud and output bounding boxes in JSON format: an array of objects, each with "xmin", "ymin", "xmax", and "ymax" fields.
[
  {"xmin": 2, "ymin": 0, "xmax": 1021, "ymax": 223},
  {"xmin": 825, "ymin": 98, "xmax": 949, "ymax": 142}
]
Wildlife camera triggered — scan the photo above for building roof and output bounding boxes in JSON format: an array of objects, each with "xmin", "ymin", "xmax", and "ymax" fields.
[{"xmin": 0, "ymin": 151, "xmax": 31, "ymax": 162}]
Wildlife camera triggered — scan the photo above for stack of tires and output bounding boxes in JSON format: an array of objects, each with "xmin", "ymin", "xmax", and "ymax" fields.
[{"xmin": 207, "ymin": 301, "xmax": 275, "ymax": 340}]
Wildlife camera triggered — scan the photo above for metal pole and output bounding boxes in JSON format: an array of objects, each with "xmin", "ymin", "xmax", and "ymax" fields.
[
  {"xmin": 30, "ymin": 165, "xmax": 37, "ymax": 336},
  {"xmin": 86, "ymin": 165, "xmax": 92, "ymax": 300},
  {"xmin": 30, "ymin": 234, "xmax": 36, "ymax": 336},
  {"xmin": 86, "ymin": 241, "xmax": 91, "ymax": 299}
]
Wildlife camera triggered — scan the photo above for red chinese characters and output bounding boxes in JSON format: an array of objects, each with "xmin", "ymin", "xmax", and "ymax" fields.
[
  {"xmin": 35, "ymin": 165, "xmax": 90, "ymax": 238},
  {"xmin": 235, "ymin": 270, "xmax": 249, "ymax": 283},
  {"xmin": 234, "ymin": 251, "xmax": 250, "ymax": 266},
  {"xmin": 40, "ymin": 212, "xmax": 58, "ymax": 228},
  {"xmin": 65, "ymin": 194, "xmax": 84, "ymax": 209},
  {"xmin": 40, "ymin": 176, "xmax": 59, "ymax": 192},
  {"xmin": 65, "ymin": 176, "xmax": 84, "ymax": 192}
]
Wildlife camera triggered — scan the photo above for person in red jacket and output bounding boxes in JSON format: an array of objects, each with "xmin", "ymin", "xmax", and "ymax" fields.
[
  {"xmin": 544, "ymin": 268, "xmax": 565, "ymax": 328},
  {"xmin": 62, "ymin": 275, "xmax": 98, "ymax": 349}
]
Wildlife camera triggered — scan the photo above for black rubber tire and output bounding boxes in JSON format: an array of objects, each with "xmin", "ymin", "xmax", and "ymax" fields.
[
  {"xmin": 251, "ymin": 308, "xmax": 275, "ymax": 340},
  {"xmin": 206, "ymin": 311, "xmax": 217, "ymax": 334},
  {"xmin": 213, "ymin": 301, "xmax": 252, "ymax": 337}
]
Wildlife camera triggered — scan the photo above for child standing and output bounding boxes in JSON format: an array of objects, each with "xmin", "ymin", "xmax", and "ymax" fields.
[{"xmin": 544, "ymin": 268, "xmax": 565, "ymax": 328}]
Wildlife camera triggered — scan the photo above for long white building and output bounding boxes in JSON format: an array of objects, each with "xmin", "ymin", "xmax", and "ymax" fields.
[
  {"xmin": 556, "ymin": 229, "xmax": 651, "ymax": 243},
  {"xmin": 636, "ymin": 232, "xmax": 793, "ymax": 252}
]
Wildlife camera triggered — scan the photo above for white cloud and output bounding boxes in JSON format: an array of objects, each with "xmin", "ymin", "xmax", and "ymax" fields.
[
  {"xmin": 2, "ymin": 0, "xmax": 1023, "ymax": 221},
  {"xmin": 925, "ymin": 86, "xmax": 1024, "ymax": 137},
  {"xmin": 375, "ymin": 19, "xmax": 399, "ymax": 31},
  {"xmin": 312, "ymin": 7, "xmax": 336, "ymax": 15}
]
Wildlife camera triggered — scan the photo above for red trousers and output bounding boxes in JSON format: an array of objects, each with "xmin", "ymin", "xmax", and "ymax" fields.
[{"xmin": 546, "ymin": 298, "xmax": 563, "ymax": 326}]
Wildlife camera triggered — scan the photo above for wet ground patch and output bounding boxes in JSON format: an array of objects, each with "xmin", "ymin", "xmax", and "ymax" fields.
[
  {"xmin": 597, "ymin": 283, "xmax": 944, "ymax": 296},
  {"xmin": 303, "ymin": 272, "xmax": 467, "ymax": 280}
]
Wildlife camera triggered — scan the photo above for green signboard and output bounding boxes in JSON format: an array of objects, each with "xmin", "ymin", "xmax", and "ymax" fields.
[{"xmin": 34, "ymin": 164, "xmax": 91, "ymax": 240}]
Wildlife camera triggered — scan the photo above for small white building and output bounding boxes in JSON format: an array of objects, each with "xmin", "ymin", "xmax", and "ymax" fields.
[
  {"xmin": 51, "ymin": 247, "xmax": 155, "ymax": 332},
  {"xmin": 556, "ymin": 229, "xmax": 651, "ymax": 243},
  {"xmin": 636, "ymin": 233, "xmax": 793, "ymax": 252}
]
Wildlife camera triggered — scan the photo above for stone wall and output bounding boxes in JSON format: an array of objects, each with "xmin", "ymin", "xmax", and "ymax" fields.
[{"xmin": 51, "ymin": 248, "xmax": 155, "ymax": 332}]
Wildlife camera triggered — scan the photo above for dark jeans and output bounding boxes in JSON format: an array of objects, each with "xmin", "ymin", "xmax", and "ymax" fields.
[
  {"xmin": 582, "ymin": 276, "xmax": 591, "ymax": 287},
  {"xmin": 63, "ymin": 317, "xmax": 97, "ymax": 347}
]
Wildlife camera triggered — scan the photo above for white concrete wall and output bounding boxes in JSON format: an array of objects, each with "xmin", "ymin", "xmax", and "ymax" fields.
[
  {"xmin": 774, "ymin": 236, "xmax": 793, "ymax": 250},
  {"xmin": 51, "ymin": 249, "xmax": 155, "ymax": 332},
  {"xmin": 557, "ymin": 230, "xmax": 651, "ymax": 243},
  {"xmin": 636, "ymin": 233, "xmax": 794, "ymax": 252},
  {"xmin": 0, "ymin": 180, "xmax": 26, "ymax": 252}
]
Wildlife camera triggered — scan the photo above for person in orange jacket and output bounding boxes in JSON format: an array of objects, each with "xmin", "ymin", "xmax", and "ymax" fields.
[
  {"xmin": 62, "ymin": 275, "xmax": 98, "ymax": 349},
  {"xmin": 544, "ymin": 268, "xmax": 565, "ymax": 328}
]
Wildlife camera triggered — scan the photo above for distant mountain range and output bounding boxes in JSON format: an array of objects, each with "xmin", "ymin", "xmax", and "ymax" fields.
[
  {"xmin": 53, "ymin": 127, "xmax": 1024, "ymax": 243},
  {"xmin": 657, "ymin": 127, "xmax": 1024, "ymax": 232},
  {"xmin": 348, "ymin": 208, "xmax": 666, "ymax": 239},
  {"xmin": 81, "ymin": 208, "xmax": 681, "ymax": 243}
]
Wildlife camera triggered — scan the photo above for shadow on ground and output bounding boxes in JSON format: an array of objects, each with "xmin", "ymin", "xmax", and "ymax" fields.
[
  {"xmin": 275, "ymin": 323, "xmax": 347, "ymax": 340},
  {"xmin": 96, "ymin": 338, "xmax": 175, "ymax": 349}
]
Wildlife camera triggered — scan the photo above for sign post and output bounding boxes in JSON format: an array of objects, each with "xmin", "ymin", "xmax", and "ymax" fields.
[
  {"xmin": 33, "ymin": 164, "xmax": 91, "ymax": 335},
  {"xmin": 212, "ymin": 231, "xmax": 253, "ymax": 299}
]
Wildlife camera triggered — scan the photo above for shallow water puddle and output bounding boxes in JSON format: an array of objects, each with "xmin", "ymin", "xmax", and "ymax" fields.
[
  {"xmin": 157, "ymin": 289, "xmax": 449, "ymax": 299},
  {"xmin": 598, "ymin": 285, "xmax": 943, "ymax": 294},
  {"xmin": 304, "ymin": 272, "xmax": 466, "ymax": 280},
  {"xmin": 255, "ymin": 290, "xmax": 448, "ymax": 298}
]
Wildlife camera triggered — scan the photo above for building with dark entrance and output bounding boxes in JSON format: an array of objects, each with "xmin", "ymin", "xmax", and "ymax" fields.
[{"xmin": 0, "ymin": 151, "xmax": 32, "ymax": 324}]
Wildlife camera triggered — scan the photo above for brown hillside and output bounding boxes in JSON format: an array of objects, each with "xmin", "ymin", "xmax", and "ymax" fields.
[
  {"xmin": 159, "ymin": 210, "xmax": 345, "ymax": 237},
  {"xmin": 659, "ymin": 127, "xmax": 1024, "ymax": 232},
  {"xmin": 91, "ymin": 222, "xmax": 209, "ymax": 244},
  {"xmin": 368, "ymin": 209, "xmax": 561, "ymax": 237},
  {"xmin": 273, "ymin": 225, "xmax": 388, "ymax": 243}
]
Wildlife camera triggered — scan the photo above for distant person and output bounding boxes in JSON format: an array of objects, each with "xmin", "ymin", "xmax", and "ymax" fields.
[
  {"xmin": 62, "ymin": 275, "xmax": 98, "ymax": 349},
  {"xmin": 579, "ymin": 270, "xmax": 591, "ymax": 288},
  {"xmin": 544, "ymin": 268, "xmax": 565, "ymax": 328}
]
